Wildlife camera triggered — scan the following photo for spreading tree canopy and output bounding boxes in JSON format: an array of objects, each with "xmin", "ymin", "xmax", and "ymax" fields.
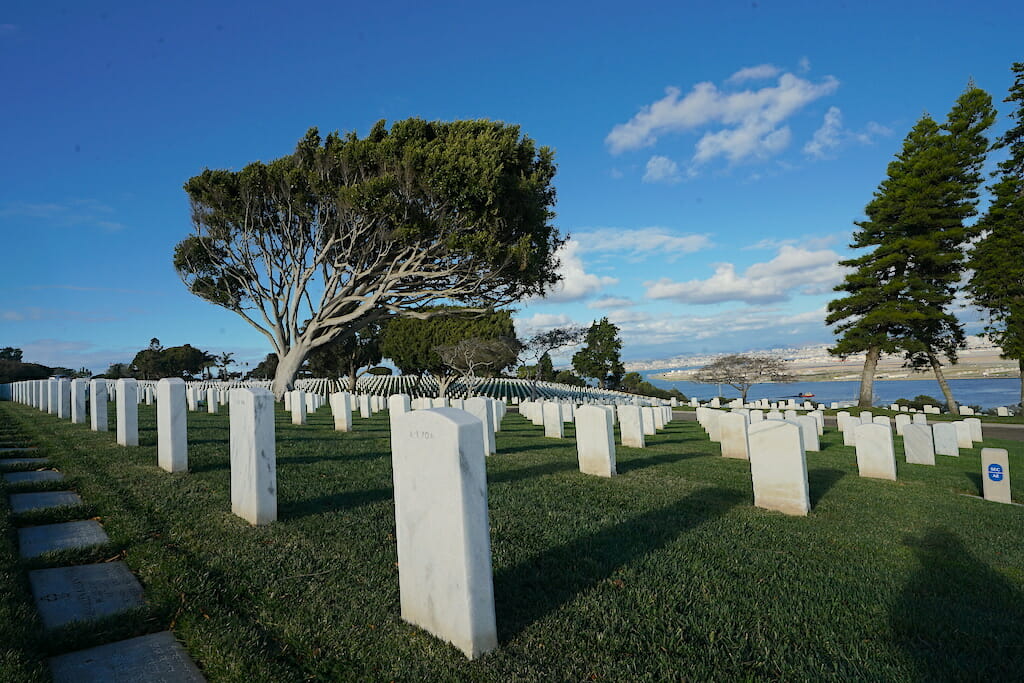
[
  {"xmin": 305, "ymin": 320, "xmax": 385, "ymax": 390},
  {"xmin": 380, "ymin": 308, "xmax": 516, "ymax": 397},
  {"xmin": 176, "ymin": 119, "xmax": 562, "ymax": 397},
  {"xmin": 572, "ymin": 318, "xmax": 624, "ymax": 389},
  {"xmin": 968, "ymin": 62, "xmax": 1024, "ymax": 407},
  {"xmin": 692, "ymin": 354, "xmax": 794, "ymax": 403}
]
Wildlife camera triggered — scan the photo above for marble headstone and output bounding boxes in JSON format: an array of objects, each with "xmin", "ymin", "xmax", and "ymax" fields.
[
  {"xmin": 747, "ymin": 421, "xmax": 810, "ymax": 516},
  {"xmin": 229, "ymin": 388, "xmax": 277, "ymax": 525}
]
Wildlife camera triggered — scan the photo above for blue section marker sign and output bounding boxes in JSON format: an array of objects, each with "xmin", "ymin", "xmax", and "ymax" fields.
[{"xmin": 987, "ymin": 463, "xmax": 1004, "ymax": 482}]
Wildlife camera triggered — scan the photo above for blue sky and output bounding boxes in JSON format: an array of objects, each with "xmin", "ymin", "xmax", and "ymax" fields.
[{"xmin": 2, "ymin": 1, "xmax": 1021, "ymax": 374}]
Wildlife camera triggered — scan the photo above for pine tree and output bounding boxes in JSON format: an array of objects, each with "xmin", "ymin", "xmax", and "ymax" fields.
[
  {"xmin": 572, "ymin": 318, "xmax": 625, "ymax": 389},
  {"xmin": 968, "ymin": 62, "xmax": 1024, "ymax": 408},
  {"xmin": 827, "ymin": 83, "xmax": 995, "ymax": 411}
]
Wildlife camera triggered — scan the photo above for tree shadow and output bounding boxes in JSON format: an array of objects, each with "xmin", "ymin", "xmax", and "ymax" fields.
[
  {"xmin": 487, "ymin": 460, "xmax": 578, "ymax": 484},
  {"xmin": 891, "ymin": 527, "xmax": 1024, "ymax": 679},
  {"xmin": 279, "ymin": 487, "xmax": 392, "ymax": 520},
  {"xmin": 807, "ymin": 468, "xmax": 846, "ymax": 507},
  {"xmin": 493, "ymin": 486, "xmax": 743, "ymax": 642}
]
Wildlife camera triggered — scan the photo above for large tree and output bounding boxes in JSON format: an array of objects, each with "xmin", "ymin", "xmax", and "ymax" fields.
[
  {"xmin": 828, "ymin": 84, "xmax": 995, "ymax": 410},
  {"xmin": 175, "ymin": 119, "xmax": 561, "ymax": 398},
  {"xmin": 572, "ymin": 317, "xmax": 624, "ymax": 389},
  {"xmin": 436, "ymin": 336, "xmax": 521, "ymax": 396},
  {"xmin": 305, "ymin": 320, "xmax": 385, "ymax": 390},
  {"xmin": 517, "ymin": 325, "xmax": 586, "ymax": 399},
  {"xmin": 968, "ymin": 62, "xmax": 1024, "ymax": 408},
  {"xmin": 692, "ymin": 354, "xmax": 794, "ymax": 403},
  {"xmin": 381, "ymin": 308, "xmax": 516, "ymax": 397}
]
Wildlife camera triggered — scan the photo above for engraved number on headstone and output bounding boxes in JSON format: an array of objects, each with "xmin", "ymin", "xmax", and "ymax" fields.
[{"xmin": 409, "ymin": 431, "xmax": 433, "ymax": 440}]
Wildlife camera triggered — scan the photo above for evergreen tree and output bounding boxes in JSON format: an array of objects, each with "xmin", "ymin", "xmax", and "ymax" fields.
[
  {"xmin": 537, "ymin": 352, "xmax": 555, "ymax": 381},
  {"xmin": 828, "ymin": 83, "xmax": 995, "ymax": 411},
  {"xmin": 572, "ymin": 318, "xmax": 624, "ymax": 389},
  {"xmin": 968, "ymin": 62, "xmax": 1024, "ymax": 407}
]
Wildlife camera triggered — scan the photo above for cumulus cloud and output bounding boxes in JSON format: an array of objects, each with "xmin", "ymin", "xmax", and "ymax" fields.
[
  {"xmin": 804, "ymin": 108, "xmax": 892, "ymax": 159},
  {"xmin": 611, "ymin": 306, "xmax": 830, "ymax": 349},
  {"xmin": 573, "ymin": 227, "xmax": 713, "ymax": 262},
  {"xmin": 605, "ymin": 70, "xmax": 839, "ymax": 166},
  {"xmin": 643, "ymin": 155, "xmax": 682, "ymax": 183},
  {"xmin": 538, "ymin": 239, "xmax": 618, "ymax": 303},
  {"xmin": 726, "ymin": 64, "xmax": 781, "ymax": 84},
  {"xmin": 644, "ymin": 245, "xmax": 848, "ymax": 305},
  {"xmin": 803, "ymin": 106, "xmax": 843, "ymax": 159}
]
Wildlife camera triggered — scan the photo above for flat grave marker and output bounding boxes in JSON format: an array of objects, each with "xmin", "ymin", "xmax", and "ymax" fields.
[
  {"xmin": 48, "ymin": 631, "xmax": 206, "ymax": 683},
  {"xmin": 19, "ymin": 521, "xmax": 109, "ymax": 559},
  {"xmin": 10, "ymin": 491, "xmax": 82, "ymax": 514},
  {"xmin": 29, "ymin": 562, "xmax": 145, "ymax": 630}
]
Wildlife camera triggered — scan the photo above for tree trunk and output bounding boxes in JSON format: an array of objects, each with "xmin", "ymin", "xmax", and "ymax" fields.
[
  {"xmin": 929, "ymin": 352, "xmax": 958, "ymax": 415},
  {"xmin": 1019, "ymin": 358, "xmax": 1023, "ymax": 411},
  {"xmin": 436, "ymin": 374, "xmax": 456, "ymax": 399},
  {"xmin": 271, "ymin": 346, "xmax": 309, "ymax": 400},
  {"xmin": 858, "ymin": 346, "xmax": 881, "ymax": 408},
  {"xmin": 347, "ymin": 366, "xmax": 358, "ymax": 393}
]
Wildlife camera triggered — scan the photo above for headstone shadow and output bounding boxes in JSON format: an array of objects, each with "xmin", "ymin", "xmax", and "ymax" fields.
[
  {"xmin": 493, "ymin": 486, "xmax": 743, "ymax": 642},
  {"xmin": 615, "ymin": 450, "xmax": 697, "ymax": 474},
  {"xmin": 279, "ymin": 487, "xmax": 391, "ymax": 520},
  {"xmin": 964, "ymin": 471, "xmax": 982, "ymax": 493},
  {"xmin": 807, "ymin": 468, "xmax": 846, "ymax": 506},
  {"xmin": 488, "ymin": 460, "xmax": 579, "ymax": 484},
  {"xmin": 890, "ymin": 527, "xmax": 1024, "ymax": 678}
]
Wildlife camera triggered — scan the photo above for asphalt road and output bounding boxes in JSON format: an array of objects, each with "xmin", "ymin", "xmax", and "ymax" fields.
[{"xmin": 671, "ymin": 410, "xmax": 1024, "ymax": 442}]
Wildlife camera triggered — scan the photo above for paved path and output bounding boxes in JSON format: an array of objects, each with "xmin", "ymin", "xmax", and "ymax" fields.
[{"xmin": 1, "ymin": 410, "xmax": 206, "ymax": 681}]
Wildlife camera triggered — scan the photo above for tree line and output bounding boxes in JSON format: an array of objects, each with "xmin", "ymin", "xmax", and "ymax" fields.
[{"xmin": 828, "ymin": 62, "xmax": 1024, "ymax": 410}]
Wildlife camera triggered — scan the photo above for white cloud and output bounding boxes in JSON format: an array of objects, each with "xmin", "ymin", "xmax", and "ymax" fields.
[
  {"xmin": 588, "ymin": 296, "xmax": 636, "ymax": 309},
  {"xmin": 803, "ymin": 106, "xmax": 843, "ymax": 159},
  {"xmin": 573, "ymin": 227, "xmax": 713, "ymax": 262},
  {"xmin": 611, "ymin": 306, "xmax": 830, "ymax": 348},
  {"xmin": 804, "ymin": 108, "xmax": 892, "ymax": 159},
  {"xmin": 0, "ymin": 199, "xmax": 127, "ymax": 231},
  {"xmin": 798, "ymin": 57, "xmax": 811, "ymax": 73},
  {"xmin": 644, "ymin": 245, "xmax": 848, "ymax": 305},
  {"xmin": 0, "ymin": 307, "xmax": 120, "ymax": 323},
  {"xmin": 726, "ymin": 64, "xmax": 782, "ymax": 84},
  {"xmin": 743, "ymin": 233, "xmax": 844, "ymax": 251},
  {"xmin": 643, "ymin": 155, "xmax": 682, "ymax": 184},
  {"xmin": 605, "ymin": 71, "xmax": 840, "ymax": 166},
  {"xmin": 538, "ymin": 239, "xmax": 618, "ymax": 303}
]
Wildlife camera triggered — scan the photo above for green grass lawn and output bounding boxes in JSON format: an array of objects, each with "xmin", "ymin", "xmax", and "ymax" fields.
[{"xmin": 1, "ymin": 401, "xmax": 1023, "ymax": 681}]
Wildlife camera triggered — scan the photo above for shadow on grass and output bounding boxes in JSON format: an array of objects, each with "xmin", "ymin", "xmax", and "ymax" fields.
[
  {"xmin": 891, "ymin": 527, "xmax": 1024, "ymax": 679},
  {"xmin": 493, "ymin": 486, "xmax": 743, "ymax": 642},
  {"xmin": 616, "ymin": 450, "xmax": 703, "ymax": 474},
  {"xmin": 807, "ymin": 468, "xmax": 846, "ymax": 507},
  {"xmin": 488, "ymin": 460, "xmax": 578, "ymax": 484},
  {"xmin": 279, "ymin": 487, "xmax": 392, "ymax": 520},
  {"xmin": 964, "ymin": 471, "xmax": 982, "ymax": 494}
]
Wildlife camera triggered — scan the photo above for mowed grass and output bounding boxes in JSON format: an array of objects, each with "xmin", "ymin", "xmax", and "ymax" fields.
[{"xmin": 1, "ymin": 401, "xmax": 1023, "ymax": 681}]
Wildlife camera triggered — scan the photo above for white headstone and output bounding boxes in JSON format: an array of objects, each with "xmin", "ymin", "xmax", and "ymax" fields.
[
  {"xmin": 157, "ymin": 378, "xmax": 188, "ymax": 473},
  {"xmin": 933, "ymin": 423, "xmax": 959, "ymax": 456},
  {"xmin": 749, "ymin": 409, "xmax": 764, "ymax": 423},
  {"xmin": 902, "ymin": 424, "xmax": 935, "ymax": 465},
  {"xmin": 981, "ymin": 448, "xmax": 1012, "ymax": 504},
  {"xmin": 330, "ymin": 392, "xmax": 352, "ymax": 431},
  {"xmin": 854, "ymin": 423, "xmax": 896, "ymax": 480},
  {"xmin": 912, "ymin": 413, "xmax": 928, "ymax": 425},
  {"xmin": 291, "ymin": 389, "xmax": 307, "ymax": 426},
  {"xmin": 230, "ymin": 388, "xmax": 277, "ymax": 525},
  {"xmin": 996, "ymin": 406, "xmax": 1009, "ymax": 417},
  {"xmin": 464, "ymin": 397, "xmax": 496, "ymax": 455},
  {"xmin": 115, "ymin": 379, "xmax": 138, "ymax": 447},
  {"xmin": 360, "ymin": 394, "xmax": 372, "ymax": 418},
  {"xmin": 859, "ymin": 411, "xmax": 873, "ymax": 424},
  {"xmin": 618, "ymin": 405, "xmax": 645, "ymax": 448},
  {"xmin": 641, "ymin": 407, "xmax": 656, "ymax": 436},
  {"xmin": 70, "ymin": 379, "xmax": 88, "ymax": 424},
  {"xmin": 954, "ymin": 421, "xmax": 973, "ymax": 449},
  {"xmin": 57, "ymin": 379, "xmax": 71, "ymax": 419},
  {"xmin": 795, "ymin": 415, "xmax": 820, "ymax": 452},
  {"xmin": 836, "ymin": 411, "xmax": 850, "ymax": 431},
  {"xmin": 391, "ymin": 409, "xmax": 497, "ymax": 659},
  {"xmin": 89, "ymin": 380, "xmax": 108, "ymax": 432},
  {"xmin": 894, "ymin": 414, "xmax": 911, "ymax": 436},
  {"xmin": 747, "ymin": 421, "xmax": 810, "ymax": 516},
  {"xmin": 543, "ymin": 402, "xmax": 564, "ymax": 438},
  {"xmin": 207, "ymin": 388, "xmax": 219, "ymax": 414},
  {"xmin": 964, "ymin": 417, "xmax": 982, "ymax": 443},
  {"xmin": 719, "ymin": 412, "xmax": 749, "ymax": 460},
  {"xmin": 575, "ymin": 406, "xmax": 616, "ymax": 477}
]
